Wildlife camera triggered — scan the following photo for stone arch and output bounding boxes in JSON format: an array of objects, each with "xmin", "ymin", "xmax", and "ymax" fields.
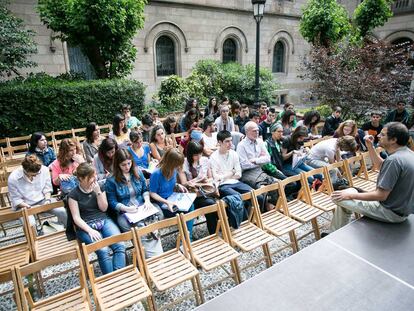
[
  {"xmin": 383, "ymin": 30, "xmax": 414, "ymax": 44},
  {"xmin": 267, "ymin": 30, "xmax": 294, "ymax": 73},
  {"xmin": 144, "ymin": 21, "xmax": 189, "ymax": 53},
  {"xmin": 214, "ymin": 26, "xmax": 248, "ymax": 63}
]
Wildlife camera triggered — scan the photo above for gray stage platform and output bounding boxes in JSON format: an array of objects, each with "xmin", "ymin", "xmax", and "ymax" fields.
[{"xmin": 195, "ymin": 216, "xmax": 414, "ymax": 311}]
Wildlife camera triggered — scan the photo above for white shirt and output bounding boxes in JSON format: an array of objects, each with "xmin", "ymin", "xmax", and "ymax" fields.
[
  {"xmin": 214, "ymin": 116, "xmax": 235, "ymax": 132},
  {"xmin": 8, "ymin": 166, "xmax": 52, "ymax": 209},
  {"xmin": 202, "ymin": 132, "xmax": 218, "ymax": 149},
  {"xmin": 236, "ymin": 137, "xmax": 271, "ymax": 170},
  {"xmin": 308, "ymin": 138, "xmax": 338, "ymax": 162},
  {"xmin": 209, "ymin": 149, "xmax": 241, "ymax": 185},
  {"xmin": 183, "ymin": 157, "xmax": 209, "ymax": 182}
]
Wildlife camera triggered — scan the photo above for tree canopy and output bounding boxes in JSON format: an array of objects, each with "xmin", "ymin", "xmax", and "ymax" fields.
[
  {"xmin": 0, "ymin": 0, "xmax": 37, "ymax": 77},
  {"xmin": 38, "ymin": 0, "xmax": 147, "ymax": 79}
]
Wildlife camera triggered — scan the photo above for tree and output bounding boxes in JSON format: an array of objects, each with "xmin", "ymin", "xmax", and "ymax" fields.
[
  {"xmin": 38, "ymin": 0, "xmax": 147, "ymax": 79},
  {"xmin": 354, "ymin": 0, "xmax": 393, "ymax": 40},
  {"xmin": 300, "ymin": 0, "xmax": 351, "ymax": 48},
  {"xmin": 0, "ymin": 0, "xmax": 37, "ymax": 77},
  {"xmin": 300, "ymin": 41, "xmax": 414, "ymax": 121}
]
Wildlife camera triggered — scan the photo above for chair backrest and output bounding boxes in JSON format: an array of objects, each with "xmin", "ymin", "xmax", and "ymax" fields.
[
  {"xmin": 82, "ymin": 231, "xmax": 138, "ymax": 281},
  {"xmin": 302, "ymin": 167, "xmax": 333, "ymax": 194},
  {"xmin": 14, "ymin": 247, "xmax": 90, "ymax": 311},
  {"xmin": 278, "ymin": 173, "xmax": 311, "ymax": 205},
  {"xmin": 99, "ymin": 124, "xmax": 112, "ymax": 137},
  {"xmin": 251, "ymin": 183, "xmax": 288, "ymax": 216},
  {"xmin": 344, "ymin": 154, "xmax": 368, "ymax": 180}
]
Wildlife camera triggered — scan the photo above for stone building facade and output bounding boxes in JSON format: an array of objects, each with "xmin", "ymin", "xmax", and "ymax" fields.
[{"xmin": 7, "ymin": 0, "xmax": 414, "ymax": 104}]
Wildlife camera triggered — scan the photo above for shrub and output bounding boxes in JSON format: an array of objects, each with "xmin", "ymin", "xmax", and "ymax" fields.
[
  {"xmin": 0, "ymin": 74, "xmax": 145, "ymax": 138},
  {"xmin": 157, "ymin": 75, "xmax": 189, "ymax": 113}
]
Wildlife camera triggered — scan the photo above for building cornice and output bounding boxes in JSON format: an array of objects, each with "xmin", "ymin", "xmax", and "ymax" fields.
[{"xmin": 148, "ymin": 0, "xmax": 301, "ymax": 20}]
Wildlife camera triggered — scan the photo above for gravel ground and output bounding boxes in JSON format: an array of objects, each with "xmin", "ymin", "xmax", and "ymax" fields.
[{"xmin": 0, "ymin": 212, "xmax": 335, "ymax": 311}]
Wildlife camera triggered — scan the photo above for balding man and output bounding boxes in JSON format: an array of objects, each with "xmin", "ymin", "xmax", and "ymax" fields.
[{"xmin": 236, "ymin": 121, "xmax": 280, "ymax": 211}]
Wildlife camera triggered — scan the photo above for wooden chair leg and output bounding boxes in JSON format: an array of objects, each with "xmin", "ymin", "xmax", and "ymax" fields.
[
  {"xmin": 195, "ymin": 274, "xmax": 205, "ymax": 304},
  {"xmin": 147, "ymin": 295, "xmax": 157, "ymax": 311},
  {"xmin": 190, "ymin": 276, "xmax": 203, "ymax": 305},
  {"xmin": 311, "ymin": 218, "xmax": 321, "ymax": 240},
  {"xmin": 262, "ymin": 244, "xmax": 272, "ymax": 268},
  {"xmin": 289, "ymin": 230, "xmax": 299, "ymax": 253},
  {"xmin": 230, "ymin": 259, "xmax": 241, "ymax": 284}
]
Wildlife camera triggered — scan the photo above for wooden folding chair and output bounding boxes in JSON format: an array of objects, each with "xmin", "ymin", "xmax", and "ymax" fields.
[
  {"xmin": 179, "ymin": 203, "xmax": 241, "ymax": 289},
  {"xmin": 252, "ymin": 184, "xmax": 301, "ymax": 255},
  {"xmin": 3, "ymin": 136, "xmax": 31, "ymax": 161},
  {"xmin": 302, "ymin": 167, "xmax": 337, "ymax": 213},
  {"xmin": 13, "ymin": 247, "xmax": 92, "ymax": 311},
  {"xmin": 0, "ymin": 210, "xmax": 31, "ymax": 283},
  {"xmin": 219, "ymin": 192, "xmax": 274, "ymax": 273},
  {"xmin": 22, "ymin": 201, "xmax": 77, "ymax": 261},
  {"xmin": 278, "ymin": 175, "xmax": 323, "ymax": 241},
  {"xmin": 134, "ymin": 216, "xmax": 204, "ymax": 310},
  {"xmin": 82, "ymin": 231, "xmax": 155, "ymax": 311},
  {"xmin": 344, "ymin": 154, "xmax": 376, "ymax": 192},
  {"xmin": 99, "ymin": 124, "xmax": 113, "ymax": 138},
  {"xmin": 361, "ymin": 151, "xmax": 379, "ymax": 182}
]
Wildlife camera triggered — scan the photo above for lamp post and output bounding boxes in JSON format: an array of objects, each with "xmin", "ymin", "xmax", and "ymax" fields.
[{"xmin": 252, "ymin": 0, "xmax": 266, "ymax": 104}]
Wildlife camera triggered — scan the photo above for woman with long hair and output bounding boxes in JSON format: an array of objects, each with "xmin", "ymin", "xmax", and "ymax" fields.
[
  {"xmin": 184, "ymin": 98, "xmax": 200, "ymax": 113},
  {"xmin": 105, "ymin": 149, "xmax": 163, "ymax": 258},
  {"xmin": 279, "ymin": 110, "xmax": 297, "ymax": 137},
  {"xmin": 128, "ymin": 131, "xmax": 151, "ymax": 169},
  {"xmin": 178, "ymin": 141, "xmax": 218, "ymax": 234},
  {"xmin": 297, "ymin": 111, "xmax": 321, "ymax": 136},
  {"xmin": 83, "ymin": 122, "xmax": 104, "ymax": 163},
  {"xmin": 27, "ymin": 132, "xmax": 56, "ymax": 166},
  {"xmin": 204, "ymin": 96, "xmax": 218, "ymax": 117},
  {"xmin": 162, "ymin": 116, "xmax": 179, "ymax": 135},
  {"xmin": 180, "ymin": 108, "xmax": 200, "ymax": 132},
  {"xmin": 93, "ymin": 138, "xmax": 118, "ymax": 184},
  {"xmin": 109, "ymin": 114, "xmax": 130, "ymax": 148},
  {"xmin": 50, "ymin": 138, "xmax": 85, "ymax": 187},
  {"xmin": 149, "ymin": 125, "xmax": 172, "ymax": 161},
  {"xmin": 149, "ymin": 148, "xmax": 195, "ymax": 238},
  {"xmin": 333, "ymin": 119, "xmax": 362, "ymax": 153},
  {"xmin": 281, "ymin": 126, "xmax": 322, "ymax": 184},
  {"xmin": 68, "ymin": 162, "xmax": 125, "ymax": 275}
]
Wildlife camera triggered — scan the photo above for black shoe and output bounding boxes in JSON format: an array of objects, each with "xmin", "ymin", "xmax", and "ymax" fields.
[{"xmin": 321, "ymin": 232, "xmax": 330, "ymax": 238}]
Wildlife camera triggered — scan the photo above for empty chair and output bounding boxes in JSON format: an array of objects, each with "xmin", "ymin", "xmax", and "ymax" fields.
[
  {"xmin": 82, "ymin": 231, "xmax": 155, "ymax": 311},
  {"xmin": 179, "ymin": 203, "xmax": 241, "ymax": 288},
  {"xmin": 13, "ymin": 247, "xmax": 92, "ymax": 311},
  {"xmin": 219, "ymin": 192, "xmax": 274, "ymax": 273},
  {"xmin": 252, "ymin": 184, "xmax": 301, "ymax": 254},
  {"xmin": 344, "ymin": 154, "xmax": 376, "ymax": 192},
  {"xmin": 134, "ymin": 216, "xmax": 204, "ymax": 309},
  {"xmin": 303, "ymin": 168, "xmax": 337, "ymax": 213}
]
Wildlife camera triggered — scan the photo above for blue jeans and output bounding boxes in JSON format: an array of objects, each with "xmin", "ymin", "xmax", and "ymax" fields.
[
  {"xmin": 77, "ymin": 218, "xmax": 126, "ymax": 275},
  {"xmin": 161, "ymin": 205, "xmax": 195, "ymax": 239},
  {"xmin": 283, "ymin": 163, "xmax": 323, "ymax": 185}
]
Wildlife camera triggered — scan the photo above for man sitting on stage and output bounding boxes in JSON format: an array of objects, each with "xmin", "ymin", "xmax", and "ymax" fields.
[{"xmin": 330, "ymin": 122, "xmax": 414, "ymax": 231}]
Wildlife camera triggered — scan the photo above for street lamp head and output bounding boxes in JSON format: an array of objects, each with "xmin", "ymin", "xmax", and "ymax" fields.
[{"xmin": 252, "ymin": 0, "xmax": 266, "ymax": 18}]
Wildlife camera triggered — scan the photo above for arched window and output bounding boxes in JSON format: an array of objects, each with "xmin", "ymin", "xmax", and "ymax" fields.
[
  {"xmin": 223, "ymin": 38, "xmax": 237, "ymax": 63},
  {"xmin": 273, "ymin": 41, "xmax": 285, "ymax": 73},
  {"xmin": 156, "ymin": 36, "xmax": 176, "ymax": 76}
]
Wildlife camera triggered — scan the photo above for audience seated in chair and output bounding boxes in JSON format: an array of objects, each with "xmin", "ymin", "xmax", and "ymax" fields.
[
  {"xmin": 128, "ymin": 130, "xmax": 152, "ymax": 170},
  {"xmin": 8, "ymin": 155, "xmax": 67, "ymax": 227},
  {"xmin": 27, "ymin": 132, "xmax": 56, "ymax": 167},
  {"xmin": 322, "ymin": 106, "xmax": 342, "ymax": 137},
  {"xmin": 93, "ymin": 138, "xmax": 118, "ymax": 187},
  {"xmin": 68, "ymin": 162, "xmax": 126, "ymax": 275},
  {"xmin": 83, "ymin": 122, "xmax": 104, "ymax": 164},
  {"xmin": 149, "ymin": 125, "xmax": 172, "ymax": 161},
  {"xmin": 105, "ymin": 149, "xmax": 163, "ymax": 258},
  {"xmin": 109, "ymin": 113, "xmax": 131, "ymax": 149},
  {"xmin": 121, "ymin": 103, "xmax": 141, "ymax": 130}
]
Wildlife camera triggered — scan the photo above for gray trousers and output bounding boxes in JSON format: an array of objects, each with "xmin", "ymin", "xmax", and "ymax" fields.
[
  {"xmin": 330, "ymin": 188, "xmax": 407, "ymax": 231},
  {"xmin": 240, "ymin": 167, "xmax": 279, "ymax": 204}
]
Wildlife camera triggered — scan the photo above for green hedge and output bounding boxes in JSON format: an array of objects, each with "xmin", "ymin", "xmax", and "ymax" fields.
[{"xmin": 0, "ymin": 74, "xmax": 146, "ymax": 138}]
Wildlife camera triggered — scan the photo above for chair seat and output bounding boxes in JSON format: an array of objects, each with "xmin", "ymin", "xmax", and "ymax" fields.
[
  {"xmin": 35, "ymin": 231, "xmax": 77, "ymax": 260},
  {"xmin": 32, "ymin": 288, "xmax": 90, "ymax": 311},
  {"xmin": 0, "ymin": 242, "xmax": 30, "ymax": 274},
  {"xmin": 191, "ymin": 235, "xmax": 239, "ymax": 271},
  {"xmin": 94, "ymin": 266, "xmax": 152, "ymax": 311},
  {"xmin": 352, "ymin": 178, "xmax": 376, "ymax": 192},
  {"xmin": 231, "ymin": 222, "xmax": 274, "ymax": 252},
  {"xmin": 261, "ymin": 210, "xmax": 301, "ymax": 236},
  {"xmin": 147, "ymin": 250, "xmax": 199, "ymax": 291},
  {"xmin": 288, "ymin": 200, "xmax": 324, "ymax": 223},
  {"xmin": 311, "ymin": 192, "xmax": 337, "ymax": 212}
]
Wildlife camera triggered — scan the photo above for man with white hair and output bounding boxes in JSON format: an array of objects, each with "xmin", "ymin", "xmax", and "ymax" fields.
[{"xmin": 236, "ymin": 121, "xmax": 279, "ymax": 210}]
